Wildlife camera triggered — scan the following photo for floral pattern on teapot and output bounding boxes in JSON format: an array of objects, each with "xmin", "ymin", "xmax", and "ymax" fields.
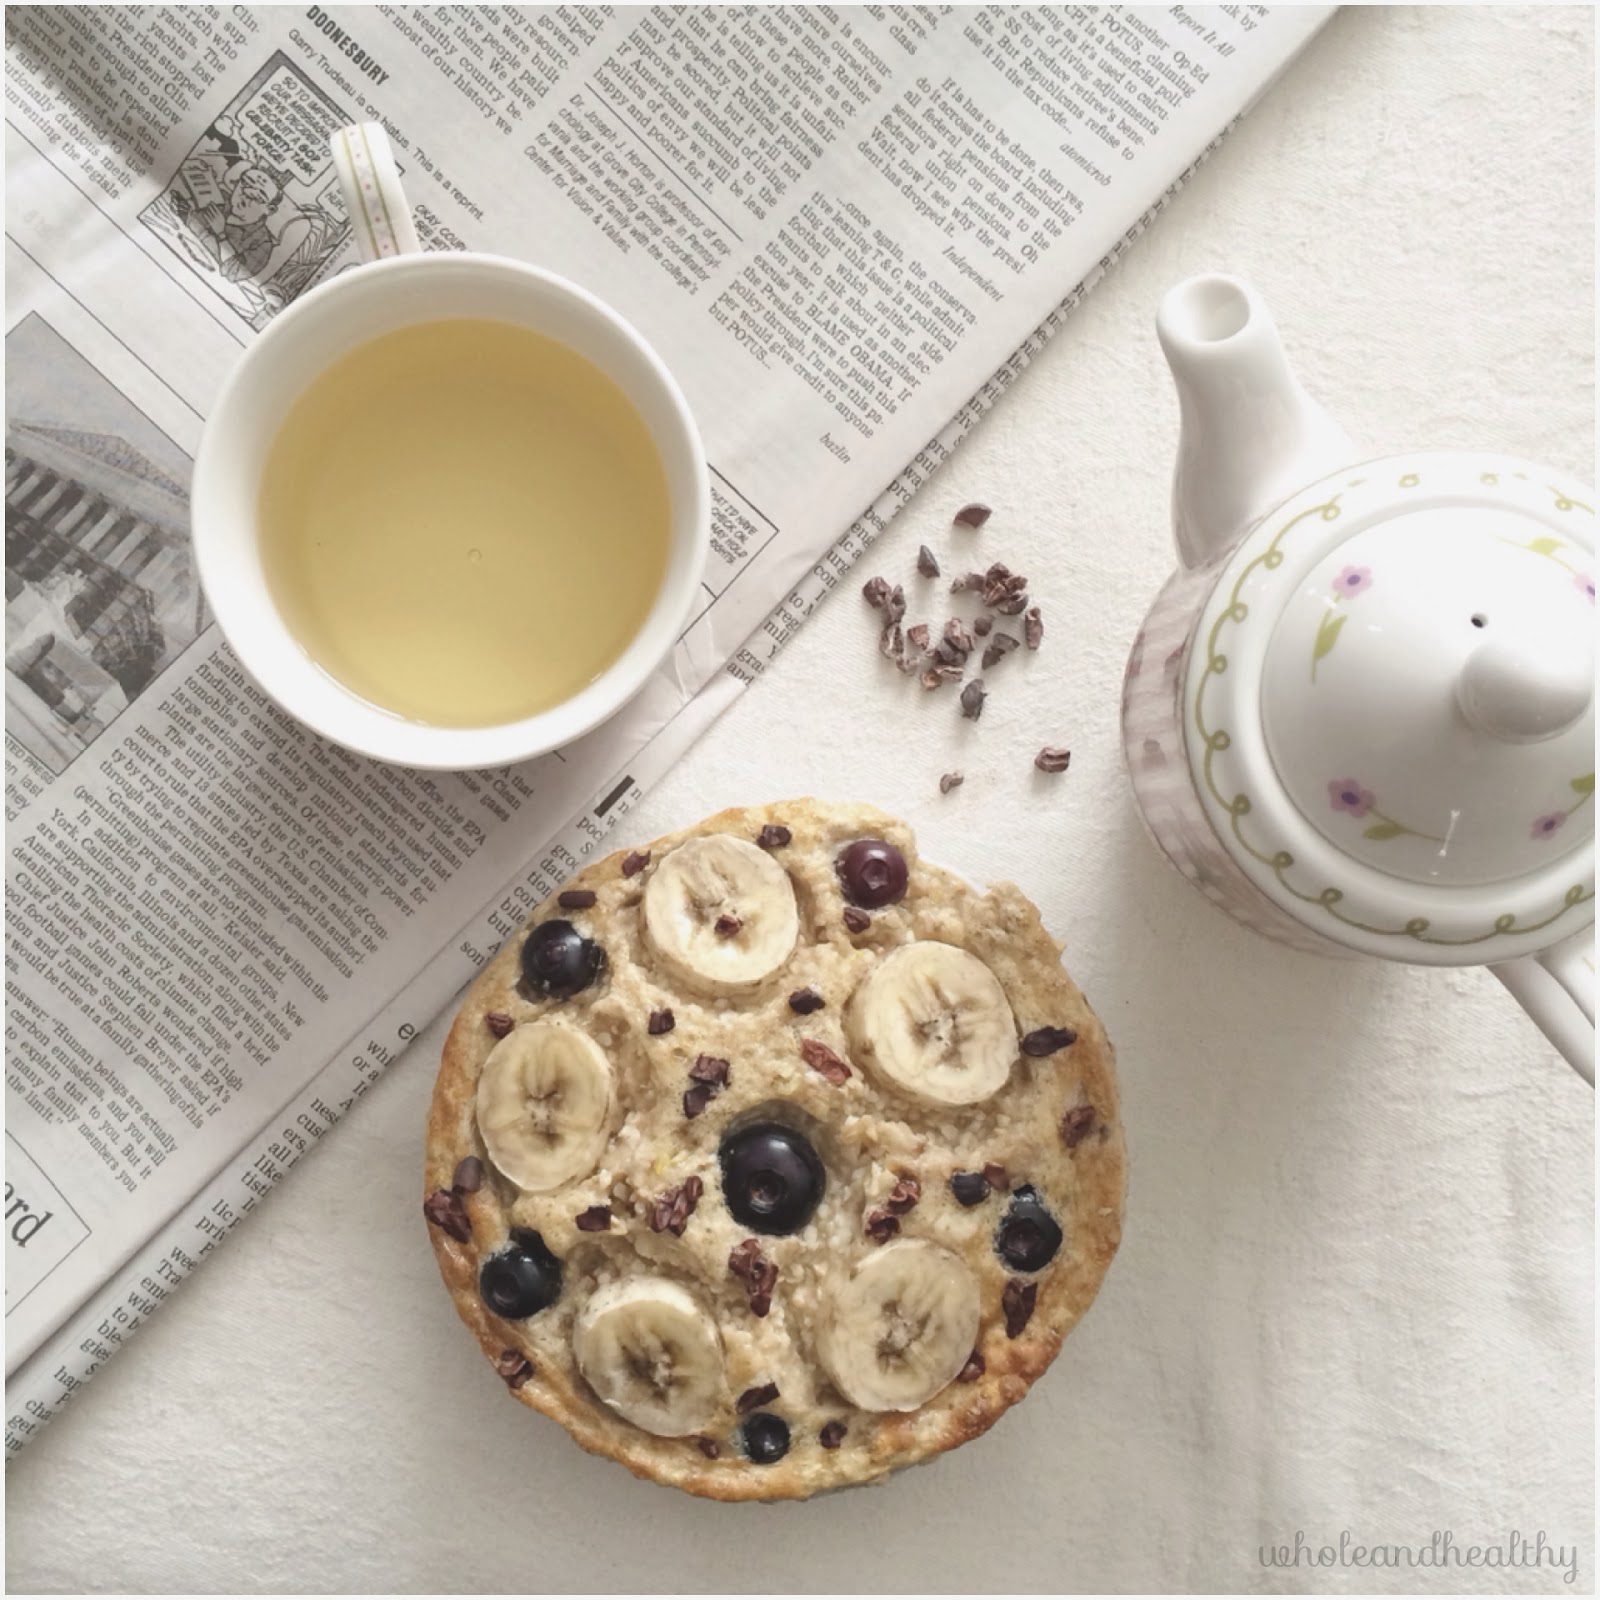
[
  {"xmin": 1194, "ymin": 459, "xmax": 1595, "ymax": 941},
  {"xmin": 1309, "ymin": 563, "xmax": 1374, "ymax": 679}
]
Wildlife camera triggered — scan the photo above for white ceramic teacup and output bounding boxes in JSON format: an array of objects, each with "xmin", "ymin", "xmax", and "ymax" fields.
[{"xmin": 192, "ymin": 124, "xmax": 708, "ymax": 771}]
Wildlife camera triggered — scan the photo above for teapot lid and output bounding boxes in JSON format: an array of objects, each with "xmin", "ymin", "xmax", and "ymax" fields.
[{"xmin": 1186, "ymin": 452, "xmax": 1595, "ymax": 965}]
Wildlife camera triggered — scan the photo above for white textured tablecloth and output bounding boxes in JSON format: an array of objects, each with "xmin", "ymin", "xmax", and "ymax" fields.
[{"xmin": 6, "ymin": 8, "xmax": 1594, "ymax": 1594}]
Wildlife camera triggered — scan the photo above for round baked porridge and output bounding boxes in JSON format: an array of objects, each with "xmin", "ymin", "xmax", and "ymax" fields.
[{"xmin": 424, "ymin": 800, "xmax": 1124, "ymax": 1500}]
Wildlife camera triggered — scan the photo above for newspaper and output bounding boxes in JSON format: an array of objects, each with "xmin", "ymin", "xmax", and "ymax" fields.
[{"xmin": 2, "ymin": 3, "xmax": 1330, "ymax": 1451}]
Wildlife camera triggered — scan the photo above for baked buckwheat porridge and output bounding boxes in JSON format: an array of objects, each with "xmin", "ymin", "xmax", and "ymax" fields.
[{"xmin": 424, "ymin": 800, "xmax": 1124, "ymax": 1499}]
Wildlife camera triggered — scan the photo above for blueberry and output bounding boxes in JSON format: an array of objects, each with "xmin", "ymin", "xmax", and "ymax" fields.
[
  {"xmin": 741, "ymin": 1412, "xmax": 790, "ymax": 1464},
  {"xmin": 479, "ymin": 1230, "xmax": 562, "ymax": 1318},
  {"xmin": 836, "ymin": 838, "xmax": 908, "ymax": 909},
  {"xmin": 719, "ymin": 1123, "xmax": 825, "ymax": 1236},
  {"xmin": 520, "ymin": 918, "xmax": 605, "ymax": 998},
  {"xmin": 949, "ymin": 1171, "xmax": 990, "ymax": 1208},
  {"xmin": 995, "ymin": 1186, "xmax": 1062, "ymax": 1273}
]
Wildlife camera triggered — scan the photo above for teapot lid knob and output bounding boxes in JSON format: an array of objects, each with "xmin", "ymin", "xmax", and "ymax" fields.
[{"xmin": 1457, "ymin": 629, "xmax": 1594, "ymax": 744}]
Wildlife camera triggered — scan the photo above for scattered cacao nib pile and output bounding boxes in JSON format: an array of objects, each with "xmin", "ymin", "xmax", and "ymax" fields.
[{"xmin": 861, "ymin": 503, "xmax": 1069, "ymax": 791}]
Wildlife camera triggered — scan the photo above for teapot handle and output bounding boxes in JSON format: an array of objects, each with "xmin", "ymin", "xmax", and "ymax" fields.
[{"xmin": 1491, "ymin": 931, "xmax": 1595, "ymax": 1085}]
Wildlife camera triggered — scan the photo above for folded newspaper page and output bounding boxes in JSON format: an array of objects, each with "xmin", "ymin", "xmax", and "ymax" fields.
[{"xmin": 3, "ymin": 3, "xmax": 1330, "ymax": 1450}]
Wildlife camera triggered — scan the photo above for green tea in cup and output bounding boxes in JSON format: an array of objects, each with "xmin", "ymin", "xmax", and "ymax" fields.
[{"xmin": 258, "ymin": 317, "xmax": 671, "ymax": 729}]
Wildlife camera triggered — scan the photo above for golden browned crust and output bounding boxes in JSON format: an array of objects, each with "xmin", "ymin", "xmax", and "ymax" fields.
[{"xmin": 425, "ymin": 800, "xmax": 1125, "ymax": 1500}]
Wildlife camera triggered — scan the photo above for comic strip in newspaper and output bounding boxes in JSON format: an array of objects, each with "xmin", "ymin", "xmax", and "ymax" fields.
[{"xmin": 138, "ymin": 52, "xmax": 355, "ymax": 330}]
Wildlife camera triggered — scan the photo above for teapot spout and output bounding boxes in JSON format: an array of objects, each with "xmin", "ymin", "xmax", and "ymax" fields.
[{"xmin": 1158, "ymin": 275, "xmax": 1354, "ymax": 571}]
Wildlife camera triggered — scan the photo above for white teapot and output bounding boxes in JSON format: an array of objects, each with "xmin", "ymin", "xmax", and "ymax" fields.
[{"xmin": 1123, "ymin": 275, "xmax": 1595, "ymax": 1082}]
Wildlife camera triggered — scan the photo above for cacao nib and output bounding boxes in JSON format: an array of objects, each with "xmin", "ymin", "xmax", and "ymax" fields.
[
  {"xmin": 690, "ymin": 1054, "xmax": 731, "ymax": 1085},
  {"xmin": 800, "ymin": 1037, "xmax": 852, "ymax": 1085},
  {"xmin": 1060, "ymin": 1105, "xmax": 1097, "ymax": 1148},
  {"xmin": 423, "ymin": 1188, "xmax": 471, "ymax": 1244},
  {"xmin": 1021, "ymin": 1026, "xmax": 1078, "ymax": 1056},
  {"xmin": 650, "ymin": 1175, "xmax": 704, "ymax": 1236},
  {"xmin": 495, "ymin": 1349, "xmax": 534, "ymax": 1389},
  {"xmin": 736, "ymin": 1381, "xmax": 780, "ymax": 1415},
  {"xmin": 728, "ymin": 1238, "xmax": 779, "ymax": 1318},
  {"xmin": 981, "ymin": 633, "xmax": 1020, "ymax": 669},
  {"xmin": 865, "ymin": 1207, "xmax": 900, "ymax": 1243},
  {"xmin": 1003, "ymin": 1277, "xmax": 1038, "ymax": 1338}
]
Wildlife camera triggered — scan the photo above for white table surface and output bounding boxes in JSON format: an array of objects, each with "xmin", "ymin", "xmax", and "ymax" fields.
[{"xmin": 7, "ymin": 7, "xmax": 1594, "ymax": 1595}]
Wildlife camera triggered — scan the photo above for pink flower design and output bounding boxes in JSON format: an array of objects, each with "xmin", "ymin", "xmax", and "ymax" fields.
[
  {"xmin": 1575, "ymin": 572, "xmax": 1596, "ymax": 604},
  {"xmin": 1332, "ymin": 565, "xmax": 1373, "ymax": 598},
  {"xmin": 1328, "ymin": 779, "xmax": 1375, "ymax": 818},
  {"xmin": 1531, "ymin": 811, "xmax": 1566, "ymax": 840}
]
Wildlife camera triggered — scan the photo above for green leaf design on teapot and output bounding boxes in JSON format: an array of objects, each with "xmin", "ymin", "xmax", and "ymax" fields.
[
  {"xmin": 1326, "ymin": 779, "xmax": 1444, "ymax": 844},
  {"xmin": 1309, "ymin": 564, "xmax": 1373, "ymax": 680}
]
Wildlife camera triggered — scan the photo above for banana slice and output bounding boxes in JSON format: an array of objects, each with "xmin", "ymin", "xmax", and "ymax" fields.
[
  {"xmin": 476, "ymin": 1022, "xmax": 614, "ymax": 1192},
  {"xmin": 818, "ymin": 1240, "xmax": 980, "ymax": 1411},
  {"xmin": 845, "ymin": 941, "xmax": 1016, "ymax": 1106},
  {"xmin": 574, "ymin": 1276, "xmax": 726, "ymax": 1436},
  {"xmin": 642, "ymin": 834, "xmax": 799, "ymax": 996}
]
